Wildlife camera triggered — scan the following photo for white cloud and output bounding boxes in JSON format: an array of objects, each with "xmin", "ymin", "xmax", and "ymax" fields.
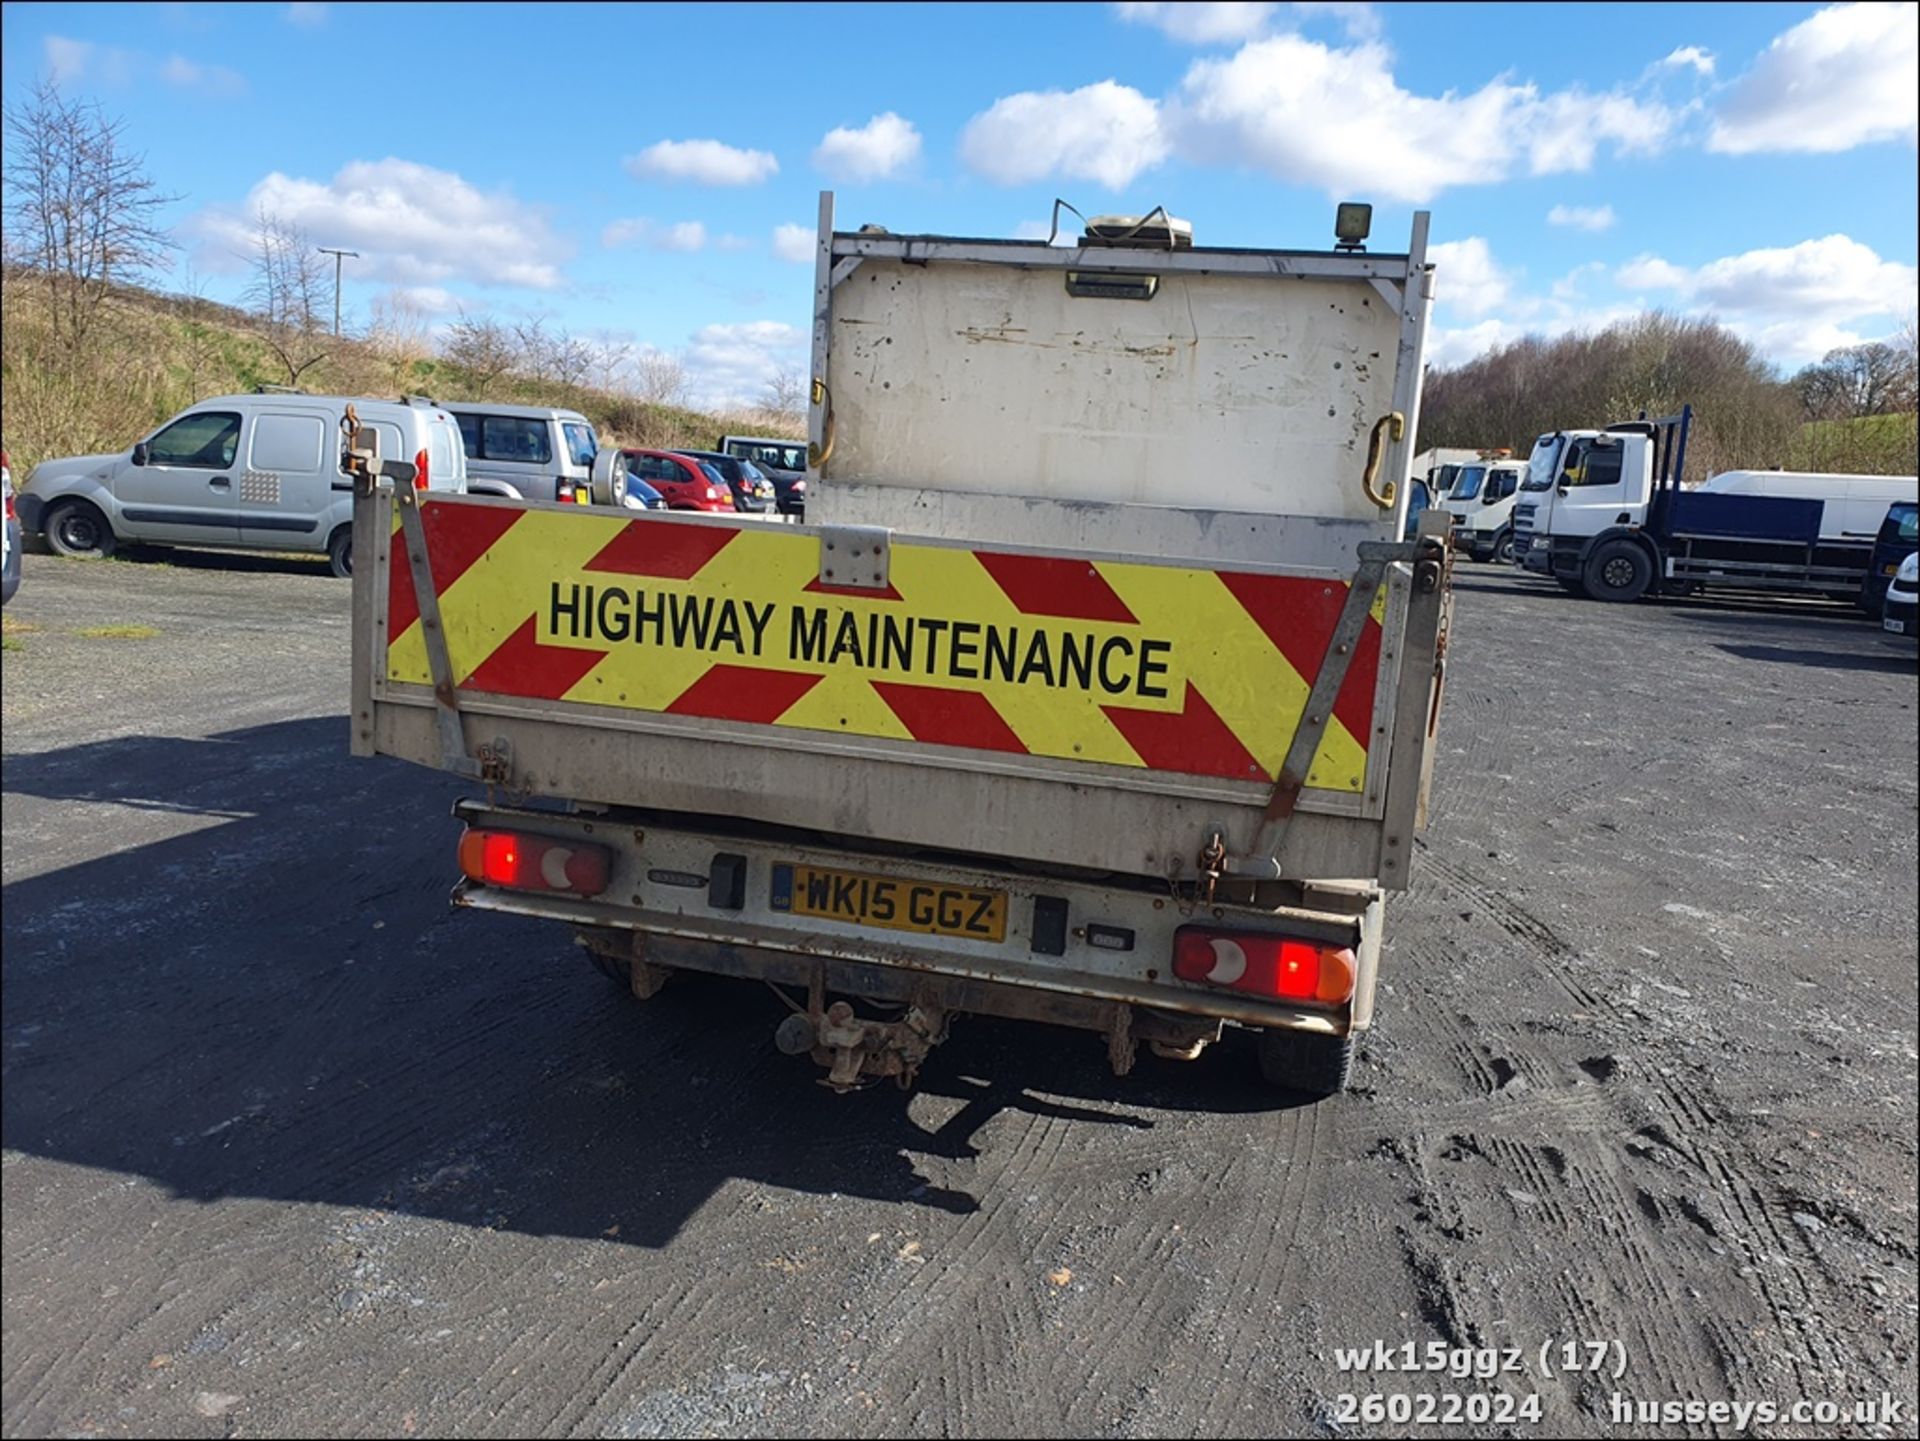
[
  {"xmin": 1547, "ymin": 203, "xmax": 1616, "ymax": 232},
  {"xmin": 387, "ymin": 285, "xmax": 457, "ymax": 315},
  {"xmin": 196, "ymin": 158, "xmax": 569, "ymax": 290},
  {"xmin": 1709, "ymin": 2, "xmax": 1918, "ymax": 154},
  {"xmin": 1168, "ymin": 36, "xmax": 1675, "ymax": 203},
  {"xmin": 1659, "ymin": 45, "xmax": 1715, "ymax": 76},
  {"xmin": 1292, "ymin": 2, "xmax": 1383, "ymax": 40},
  {"xmin": 284, "ymin": 2, "xmax": 328, "ymax": 25},
  {"xmin": 812, "ymin": 112, "xmax": 922, "ymax": 182},
  {"xmin": 683, "ymin": 320, "xmax": 809, "ymax": 410},
  {"xmin": 600, "ymin": 218, "xmax": 708, "ymax": 252},
  {"xmin": 42, "ymin": 35, "xmax": 138, "ymax": 87},
  {"xmin": 771, "ymin": 223, "xmax": 816, "ymax": 264},
  {"xmin": 44, "ymin": 35, "xmax": 92, "ymax": 83},
  {"xmin": 1428, "ymin": 238, "xmax": 1514, "ymax": 320},
  {"xmin": 1426, "ymin": 319, "xmax": 1516, "ymax": 370},
  {"xmin": 1615, "ymin": 254, "xmax": 1689, "ymax": 290},
  {"xmin": 624, "ymin": 139, "xmax": 778, "ymax": 186},
  {"xmin": 960, "ymin": 80, "xmax": 1169, "ymax": 190},
  {"xmin": 1614, "ymin": 234, "xmax": 1918, "ymax": 365},
  {"xmin": 1114, "ymin": 2, "xmax": 1279, "ymax": 43},
  {"xmin": 160, "ymin": 54, "xmax": 246, "ymax": 96}
]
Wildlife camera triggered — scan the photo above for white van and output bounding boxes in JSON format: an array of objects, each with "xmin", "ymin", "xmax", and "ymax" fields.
[
  {"xmin": 1440, "ymin": 459, "xmax": 1527, "ymax": 562},
  {"xmin": 19, "ymin": 392, "xmax": 466, "ymax": 576},
  {"xmin": 1695, "ymin": 471, "xmax": 1919, "ymax": 541}
]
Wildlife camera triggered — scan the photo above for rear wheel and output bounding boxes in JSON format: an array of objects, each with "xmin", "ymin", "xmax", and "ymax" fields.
[
  {"xmin": 1583, "ymin": 539, "xmax": 1653, "ymax": 602},
  {"xmin": 44, "ymin": 499, "xmax": 116, "ymax": 560},
  {"xmin": 326, "ymin": 525, "xmax": 352, "ymax": 578},
  {"xmin": 1256, "ymin": 1029, "xmax": 1353, "ymax": 1097}
]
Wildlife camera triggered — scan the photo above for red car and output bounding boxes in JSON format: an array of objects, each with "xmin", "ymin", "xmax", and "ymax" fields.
[{"xmin": 622, "ymin": 449, "xmax": 735, "ymax": 512}]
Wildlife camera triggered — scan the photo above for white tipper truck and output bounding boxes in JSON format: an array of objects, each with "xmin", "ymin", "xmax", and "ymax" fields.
[{"xmin": 348, "ymin": 194, "xmax": 1453, "ymax": 1097}]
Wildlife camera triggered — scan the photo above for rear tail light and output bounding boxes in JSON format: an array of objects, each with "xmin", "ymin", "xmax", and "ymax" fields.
[
  {"xmin": 1172, "ymin": 927, "xmax": 1355, "ymax": 1005},
  {"xmin": 557, "ymin": 479, "xmax": 576, "ymax": 503},
  {"xmin": 705, "ymin": 486, "xmax": 724, "ymax": 501},
  {"xmin": 413, "ymin": 446, "xmax": 430, "ymax": 491},
  {"xmin": 458, "ymin": 828, "xmax": 611, "ymax": 897}
]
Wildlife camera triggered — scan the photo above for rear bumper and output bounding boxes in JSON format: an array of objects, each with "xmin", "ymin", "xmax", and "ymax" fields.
[{"xmin": 449, "ymin": 798, "xmax": 1385, "ymax": 1038}]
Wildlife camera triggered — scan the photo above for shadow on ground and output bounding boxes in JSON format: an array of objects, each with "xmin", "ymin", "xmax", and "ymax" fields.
[
  {"xmin": 3, "ymin": 717, "xmax": 1288, "ymax": 1252},
  {"xmin": 1714, "ymin": 641, "xmax": 1916, "ymax": 673}
]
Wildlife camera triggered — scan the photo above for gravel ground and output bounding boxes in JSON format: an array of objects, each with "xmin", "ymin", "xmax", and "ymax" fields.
[{"xmin": 3, "ymin": 547, "xmax": 1916, "ymax": 1439}]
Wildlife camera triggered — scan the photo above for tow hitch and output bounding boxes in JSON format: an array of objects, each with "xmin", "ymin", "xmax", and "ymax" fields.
[{"xmin": 774, "ymin": 989, "xmax": 948, "ymax": 1092}]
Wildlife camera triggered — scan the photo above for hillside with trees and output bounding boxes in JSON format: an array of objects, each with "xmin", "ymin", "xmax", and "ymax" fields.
[{"xmin": 1418, "ymin": 312, "xmax": 1917, "ymax": 479}]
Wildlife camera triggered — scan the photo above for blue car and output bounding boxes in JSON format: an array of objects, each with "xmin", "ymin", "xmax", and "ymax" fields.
[{"xmin": 621, "ymin": 474, "xmax": 668, "ymax": 511}]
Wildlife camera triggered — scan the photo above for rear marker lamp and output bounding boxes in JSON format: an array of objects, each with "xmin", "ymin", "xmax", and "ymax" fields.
[
  {"xmin": 1171, "ymin": 927, "xmax": 1355, "ymax": 1006},
  {"xmin": 458, "ymin": 828, "xmax": 610, "ymax": 897}
]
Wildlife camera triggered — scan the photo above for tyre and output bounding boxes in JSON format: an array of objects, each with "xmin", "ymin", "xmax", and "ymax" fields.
[
  {"xmin": 1493, "ymin": 529, "xmax": 1516, "ymax": 566},
  {"xmin": 1256, "ymin": 1028, "xmax": 1353, "ymax": 1097},
  {"xmin": 44, "ymin": 499, "xmax": 117, "ymax": 560},
  {"xmin": 1582, "ymin": 538, "xmax": 1653, "ymax": 602},
  {"xmin": 327, "ymin": 526, "xmax": 353, "ymax": 578}
]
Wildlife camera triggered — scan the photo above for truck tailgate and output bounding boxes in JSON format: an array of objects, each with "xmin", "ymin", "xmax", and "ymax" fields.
[{"xmin": 352, "ymin": 489, "xmax": 1442, "ymax": 887}]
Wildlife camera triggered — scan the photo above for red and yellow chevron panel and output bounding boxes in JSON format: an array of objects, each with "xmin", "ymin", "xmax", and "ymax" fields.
[{"xmin": 385, "ymin": 501, "xmax": 1387, "ymax": 793}]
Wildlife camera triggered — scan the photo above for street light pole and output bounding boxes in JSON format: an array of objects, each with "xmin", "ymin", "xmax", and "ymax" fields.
[{"xmin": 317, "ymin": 247, "xmax": 359, "ymax": 337}]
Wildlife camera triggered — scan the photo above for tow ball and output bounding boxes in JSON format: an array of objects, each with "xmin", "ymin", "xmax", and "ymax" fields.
[{"xmin": 775, "ymin": 998, "xmax": 948, "ymax": 1092}]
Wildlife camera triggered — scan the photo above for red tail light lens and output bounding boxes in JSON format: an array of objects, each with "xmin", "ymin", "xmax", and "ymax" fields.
[
  {"xmin": 458, "ymin": 828, "xmax": 610, "ymax": 897},
  {"xmin": 1172, "ymin": 928, "xmax": 1355, "ymax": 1006},
  {"xmin": 413, "ymin": 446, "xmax": 430, "ymax": 491}
]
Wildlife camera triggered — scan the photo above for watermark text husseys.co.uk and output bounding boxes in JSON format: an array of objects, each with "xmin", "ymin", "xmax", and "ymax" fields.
[{"xmin": 1611, "ymin": 1392, "xmax": 1906, "ymax": 1431}]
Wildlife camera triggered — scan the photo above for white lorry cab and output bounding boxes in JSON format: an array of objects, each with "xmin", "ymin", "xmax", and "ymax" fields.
[
  {"xmin": 347, "ymin": 194, "xmax": 1453, "ymax": 1098},
  {"xmin": 19, "ymin": 391, "xmax": 466, "ymax": 576},
  {"xmin": 1512, "ymin": 408, "xmax": 1918, "ymax": 602},
  {"xmin": 1439, "ymin": 458, "xmax": 1527, "ymax": 563}
]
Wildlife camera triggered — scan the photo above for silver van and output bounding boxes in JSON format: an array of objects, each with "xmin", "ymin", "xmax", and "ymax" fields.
[
  {"xmin": 448, "ymin": 403, "xmax": 600, "ymax": 504},
  {"xmin": 18, "ymin": 392, "xmax": 466, "ymax": 577}
]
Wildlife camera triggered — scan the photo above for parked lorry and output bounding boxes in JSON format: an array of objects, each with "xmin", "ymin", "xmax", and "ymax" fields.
[
  {"xmin": 347, "ymin": 194, "xmax": 1452, "ymax": 1097},
  {"xmin": 1512, "ymin": 408, "xmax": 1919, "ymax": 601},
  {"xmin": 1411, "ymin": 447, "xmax": 1483, "ymax": 501},
  {"xmin": 1438, "ymin": 456, "xmax": 1527, "ymax": 563}
]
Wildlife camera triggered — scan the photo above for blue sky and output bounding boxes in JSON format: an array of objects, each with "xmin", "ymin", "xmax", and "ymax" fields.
[{"xmin": 3, "ymin": 1, "xmax": 1915, "ymax": 406}]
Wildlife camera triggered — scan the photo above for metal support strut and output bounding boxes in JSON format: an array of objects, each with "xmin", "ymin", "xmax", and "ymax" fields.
[{"xmin": 1233, "ymin": 532, "xmax": 1446, "ymax": 878}]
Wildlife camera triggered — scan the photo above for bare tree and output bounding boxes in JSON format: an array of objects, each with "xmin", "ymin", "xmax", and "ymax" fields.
[
  {"xmin": 589, "ymin": 334, "xmax": 636, "ymax": 394},
  {"xmin": 760, "ymin": 363, "xmax": 806, "ymax": 421},
  {"xmin": 2, "ymin": 77, "xmax": 178, "ymax": 362},
  {"xmin": 244, "ymin": 211, "xmax": 330, "ymax": 387},
  {"xmin": 178, "ymin": 265, "xmax": 221, "ymax": 403},
  {"xmin": 510, "ymin": 317, "xmax": 552, "ymax": 381},
  {"xmin": 632, "ymin": 348, "xmax": 689, "ymax": 407},
  {"xmin": 366, "ymin": 289, "xmax": 435, "ymax": 391},
  {"xmin": 442, "ymin": 313, "xmax": 516, "ymax": 390},
  {"xmin": 1794, "ymin": 341, "xmax": 1918, "ymax": 421},
  {"xmin": 547, "ymin": 330, "xmax": 594, "ymax": 389}
]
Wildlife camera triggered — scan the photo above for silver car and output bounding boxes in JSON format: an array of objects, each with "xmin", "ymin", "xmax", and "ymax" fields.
[{"xmin": 449, "ymin": 403, "xmax": 600, "ymax": 505}]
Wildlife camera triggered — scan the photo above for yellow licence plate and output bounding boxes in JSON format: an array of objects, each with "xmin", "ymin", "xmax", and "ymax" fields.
[{"xmin": 771, "ymin": 863, "xmax": 1007, "ymax": 942}]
